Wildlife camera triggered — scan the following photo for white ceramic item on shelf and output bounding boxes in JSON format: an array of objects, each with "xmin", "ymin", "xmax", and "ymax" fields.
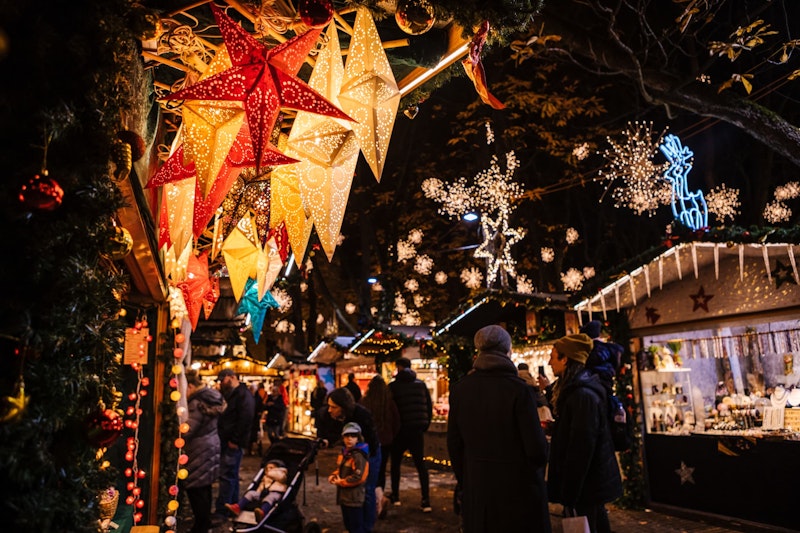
[
  {"xmin": 787, "ymin": 388, "xmax": 800, "ymax": 407},
  {"xmin": 771, "ymin": 385, "xmax": 789, "ymax": 408}
]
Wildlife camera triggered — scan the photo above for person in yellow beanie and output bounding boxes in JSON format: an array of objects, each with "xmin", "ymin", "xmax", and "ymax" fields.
[{"xmin": 547, "ymin": 333, "xmax": 622, "ymax": 533}]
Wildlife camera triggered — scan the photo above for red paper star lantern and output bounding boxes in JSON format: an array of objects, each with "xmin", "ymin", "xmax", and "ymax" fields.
[{"xmin": 163, "ymin": 4, "xmax": 351, "ymax": 172}]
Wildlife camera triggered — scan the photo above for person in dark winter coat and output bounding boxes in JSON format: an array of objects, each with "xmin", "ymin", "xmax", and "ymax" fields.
[
  {"xmin": 388, "ymin": 357, "xmax": 433, "ymax": 511},
  {"xmin": 580, "ymin": 320, "xmax": 624, "ymax": 388},
  {"xmin": 317, "ymin": 387, "xmax": 381, "ymax": 532},
  {"xmin": 183, "ymin": 369, "xmax": 225, "ymax": 533},
  {"xmin": 215, "ymin": 369, "xmax": 256, "ymax": 516},
  {"xmin": 447, "ymin": 325, "xmax": 551, "ymax": 533},
  {"xmin": 345, "ymin": 373, "xmax": 362, "ymax": 402},
  {"xmin": 547, "ymin": 333, "xmax": 623, "ymax": 533},
  {"xmin": 264, "ymin": 383, "xmax": 286, "ymax": 443},
  {"xmin": 360, "ymin": 374, "xmax": 400, "ymax": 517}
]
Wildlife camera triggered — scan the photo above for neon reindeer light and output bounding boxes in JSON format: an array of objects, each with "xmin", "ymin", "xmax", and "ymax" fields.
[{"xmin": 659, "ymin": 134, "xmax": 708, "ymax": 231}]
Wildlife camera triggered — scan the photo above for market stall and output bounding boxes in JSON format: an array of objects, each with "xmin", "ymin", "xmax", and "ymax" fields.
[{"xmin": 575, "ymin": 242, "xmax": 800, "ymax": 529}]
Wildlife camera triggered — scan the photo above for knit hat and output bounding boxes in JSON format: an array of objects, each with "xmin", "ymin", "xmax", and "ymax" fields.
[
  {"xmin": 580, "ymin": 320, "xmax": 603, "ymax": 339},
  {"xmin": 474, "ymin": 325, "xmax": 512, "ymax": 357},
  {"xmin": 553, "ymin": 334, "xmax": 594, "ymax": 364},
  {"xmin": 342, "ymin": 422, "xmax": 362, "ymax": 437}
]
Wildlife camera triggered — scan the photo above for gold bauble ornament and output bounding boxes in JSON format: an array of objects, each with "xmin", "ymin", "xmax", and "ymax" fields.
[{"xmin": 109, "ymin": 227, "xmax": 133, "ymax": 260}]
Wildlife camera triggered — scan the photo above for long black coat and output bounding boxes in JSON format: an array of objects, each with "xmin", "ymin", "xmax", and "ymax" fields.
[
  {"xmin": 447, "ymin": 353, "xmax": 551, "ymax": 533},
  {"xmin": 184, "ymin": 386, "xmax": 225, "ymax": 488},
  {"xmin": 547, "ymin": 369, "xmax": 622, "ymax": 507}
]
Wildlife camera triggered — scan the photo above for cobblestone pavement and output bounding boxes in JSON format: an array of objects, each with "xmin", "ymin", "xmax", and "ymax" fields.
[{"xmin": 175, "ymin": 440, "xmax": 776, "ymax": 533}]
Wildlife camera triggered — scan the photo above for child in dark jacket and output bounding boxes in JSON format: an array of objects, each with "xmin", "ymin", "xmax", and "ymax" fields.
[
  {"xmin": 225, "ymin": 459, "xmax": 288, "ymax": 522},
  {"xmin": 328, "ymin": 422, "xmax": 370, "ymax": 533}
]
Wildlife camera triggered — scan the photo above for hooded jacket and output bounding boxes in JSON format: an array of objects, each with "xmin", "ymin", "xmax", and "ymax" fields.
[
  {"xmin": 547, "ymin": 369, "xmax": 623, "ymax": 507},
  {"xmin": 332, "ymin": 442, "xmax": 370, "ymax": 507},
  {"xmin": 218, "ymin": 382, "xmax": 256, "ymax": 449},
  {"xmin": 184, "ymin": 386, "xmax": 225, "ymax": 488},
  {"xmin": 447, "ymin": 351, "xmax": 551, "ymax": 533},
  {"xmin": 389, "ymin": 368, "xmax": 432, "ymax": 431}
]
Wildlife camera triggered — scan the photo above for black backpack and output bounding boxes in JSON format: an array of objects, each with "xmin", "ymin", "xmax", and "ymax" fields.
[{"xmin": 607, "ymin": 392, "xmax": 632, "ymax": 452}]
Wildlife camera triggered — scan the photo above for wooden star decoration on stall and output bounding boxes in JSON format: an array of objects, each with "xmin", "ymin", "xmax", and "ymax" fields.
[
  {"xmin": 689, "ymin": 285, "xmax": 713, "ymax": 312},
  {"xmin": 163, "ymin": 3, "xmax": 350, "ymax": 173},
  {"xmin": 770, "ymin": 259, "xmax": 798, "ymax": 289},
  {"xmin": 675, "ymin": 461, "xmax": 695, "ymax": 485},
  {"xmin": 645, "ymin": 306, "xmax": 660, "ymax": 324}
]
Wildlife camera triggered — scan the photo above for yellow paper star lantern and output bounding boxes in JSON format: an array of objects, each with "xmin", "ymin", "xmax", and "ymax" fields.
[
  {"xmin": 282, "ymin": 23, "xmax": 359, "ymax": 259},
  {"xmin": 339, "ymin": 7, "xmax": 400, "ymax": 182},
  {"xmin": 181, "ymin": 46, "xmax": 245, "ymax": 199},
  {"xmin": 164, "ymin": 178, "xmax": 196, "ymax": 271},
  {"xmin": 221, "ymin": 214, "xmax": 262, "ymax": 301},
  {"xmin": 257, "ymin": 236, "xmax": 284, "ymax": 300}
]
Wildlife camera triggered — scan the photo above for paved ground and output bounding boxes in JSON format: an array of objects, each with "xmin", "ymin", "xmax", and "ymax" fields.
[{"xmin": 175, "ymin": 438, "xmax": 783, "ymax": 533}]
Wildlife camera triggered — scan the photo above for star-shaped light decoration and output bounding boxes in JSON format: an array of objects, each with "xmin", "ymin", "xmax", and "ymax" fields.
[
  {"xmin": 771, "ymin": 259, "xmax": 798, "ymax": 289},
  {"xmin": 275, "ymin": 22, "xmax": 360, "ymax": 260},
  {"xmin": 163, "ymin": 4, "xmax": 350, "ymax": 173},
  {"xmin": 338, "ymin": 7, "xmax": 400, "ymax": 182},
  {"xmin": 645, "ymin": 306, "xmax": 661, "ymax": 324},
  {"xmin": 176, "ymin": 251, "xmax": 213, "ymax": 330},
  {"xmin": 422, "ymin": 137, "xmax": 525, "ymax": 289},
  {"xmin": 237, "ymin": 278, "xmax": 279, "ymax": 344},
  {"xmin": 221, "ymin": 214, "xmax": 262, "ymax": 301},
  {"xmin": 689, "ymin": 285, "xmax": 713, "ymax": 312},
  {"xmin": 675, "ymin": 461, "xmax": 695, "ymax": 485},
  {"xmin": 270, "ymin": 169, "xmax": 313, "ymax": 267}
]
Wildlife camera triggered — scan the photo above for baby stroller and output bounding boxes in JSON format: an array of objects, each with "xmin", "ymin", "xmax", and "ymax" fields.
[{"xmin": 231, "ymin": 437, "xmax": 322, "ymax": 533}]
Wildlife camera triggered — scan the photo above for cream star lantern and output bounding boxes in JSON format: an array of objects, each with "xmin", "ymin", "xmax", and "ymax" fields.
[{"xmin": 339, "ymin": 7, "xmax": 400, "ymax": 182}]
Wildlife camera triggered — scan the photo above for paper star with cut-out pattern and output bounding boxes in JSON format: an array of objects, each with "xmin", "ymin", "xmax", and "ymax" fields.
[
  {"xmin": 771, "ymin": 259, "xmax": 798, "ymax": 289},
  {"xmin": 645, "ymin": 307, "xmax": 660, "ymax": 324},
  {"xmin": 675, "ymin": 461, "xmax": 695, "ymax": 485},
  {"xmin": 689, "ymin": 285, "xmax": 713, "ymax": 312},
  {"xmin": 163, "ymin": 3, "xmax": 350, "ymax": 172}
]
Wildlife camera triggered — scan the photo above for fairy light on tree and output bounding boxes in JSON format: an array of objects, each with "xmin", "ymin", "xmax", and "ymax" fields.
[
  {"xmin": 414, "ymin": 254, "xmax": 434, "ymax": 275},
  {"xmin": 565, "ymin": 227, "xmax": 579, "ymax": 244},
  {"xmin": 583, "ymin": 266, "xmax": 596, "ymax": 279},
  {"xmin": 460, "ymin": 267, "xmax": 484, "ymax": 290},
  {"xmin": 774, "ymin": 182, "xmax": 800, "ymax": 201},
  {"xmin": 598, "ymin": 121, "xmax": 671, "ymax": 216},
  {"xmin": 541, "ymin": 247, "xmax": 555, "ymax": 263},
  {"xmin": 404, "ymin": 279, "xmax": 420, "ymax": 292},
  {"xmin": 435, "ymin": 271, "xmax": 448, "ymax": 284},
  {"xmin": 271, "ymin": 288, "xmax": 292, "ymax": 313},
  {"xmin": 762, "ymin": 181, "xmax": 799, "ymax": 223},
  {"xmin": 705, "ymin": 184, "xmax": 741, "ymax": 223},
  {"xmin": 516, "ymin": 274, "xmax": 534, "ymax": 294},
  {"xmin": 423, "ymin": 123, "xmax": 526, "ymax": 288}
]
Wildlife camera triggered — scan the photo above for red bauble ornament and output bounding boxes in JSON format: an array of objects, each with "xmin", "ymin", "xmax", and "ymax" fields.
[
  {"xmin": 85, "ymin": 408, "xmax": 123, "ymax": 447},
  {"xmin": 19, "ymin": 173, "xmax": 64, "ymax": 211},
  {"xmin": 298, "ymin": 0, "xmax": 334, "ymax": 28}
]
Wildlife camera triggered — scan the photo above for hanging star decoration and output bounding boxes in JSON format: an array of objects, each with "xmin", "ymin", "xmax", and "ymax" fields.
[
  {"xmin": 237, "ymin": 278, "xmax": 279, "ymax": 344},
  {"xmin": 645, "ymin": 306, "xmax": 661, "ymax": 324},
  {"xmin": 275, "ymin": 21, "xmax": 360, "ymax": 260},
  {"xmin": 163, "ymin": 3, "xmax": 350, "ymax": 173},
  {"xmin": 689, "ymin": 285, "xmax": 713, "ymax": 312},
  {"xmin": 770, "ymin": 259, "xmax": 798, "ymax": 289},
  {"xmin": 675, "ymin": 461, "xmax": 695, "ymax": 485},
  {"xmin": 422, "ymin": 125, "xmax": 525, "ymax": 289},
  {"xmin": 338, "ymin": 7, "xmax": 400, "ymax": 182},
  {"xmin": 175, "ymin": 251, "xmax": 214, "ymax": 330}
]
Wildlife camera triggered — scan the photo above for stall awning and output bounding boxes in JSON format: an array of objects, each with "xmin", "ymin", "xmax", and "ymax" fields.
[{"xmin": 573, "ymin": 242, "xmax": 800, "ymax": 323}]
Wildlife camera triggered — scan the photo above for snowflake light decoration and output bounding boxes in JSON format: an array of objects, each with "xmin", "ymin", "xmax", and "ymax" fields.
[
  {"xmin": 345, "ymin": 302, "xmax": 357, "ymax": 314},
  {"xmin": 397, "ymin": 239, "xmax": 416, "ymax": 262},
  {"xmin": 775, "ymin": 182, "xmax": 800, "ymax": 201},
  {"xmin": 705, "ymin": 184, "xmax": 741, "ymax": 223},
  {"xmin": 583, "ymin": 266, "xmax": 596, "ymax": 279},
  {"xmin": 424, "ymin": 150, "xmax": 526, "ymax": 288},
  {"xmin": 408, "ymin": 228, "xmax": 424, "ymax": 244},
  {"xmin": 435, "ymin": 271, "xmax": 448, "ymax": 284},
  {"xmin": 460, "ymin": 267, "xmax": 484, "ymax": 290},
  {"xmin": 516, "ymin": 275, "xmax": 534, "ymax": 294},
  {"xmin": 404, "ymin": 279, "xmax": 419, "ymax": 292},
  {"xmin": 414, "ymin": 254, "xmax": 434, "ymax": 275},
  {"xmin": 394, "ymin": 293, "xmax": 408, "ymax": 314},
  {"xmin": 565, "ymin": 227, "xmax": 579, "ymax": 245},
  {"xmin": 275, "ymin": 320, "xmax": 290, "ymax": 333},
  {"xmin": 598, "ymin": 121, "xmax": 671, "ymax": 216},
  {"xmin": 541, "ymin": 247, "xmax": 554, "ymax": 263},
  {"xmin": 560, "ymin": 268, "xmax": 585, "ymax": 292},
  {"xmin": 413, "ymin": 293, "xmax": 428, "ymax": 308},
  {"xmin": 399, "ymin": 309, "xmax": 421, "ymax": 326},
  {"xmin": 316, "ymin": 313, "xmax": 324, "ymax": 324},
  {"xmin": 485, "ymin": 121, "xmax": 495, "ymax": 144},
  {"xmin": 572, "ymin": 142, "xmax": 590, "ymax": 161},
  {"xmin": 763, "ymin": 200, "xmax": 792, "ymax": 224},
  {"xmin": 372, "ymin": 282, "xmax": 383, "ymax": 291},
  {"xmin": 271, "ymin": 288, "xmax": 292, "ymax": 313}
]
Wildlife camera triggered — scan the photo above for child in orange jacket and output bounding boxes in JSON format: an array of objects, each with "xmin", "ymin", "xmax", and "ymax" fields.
[{"xmin": 328, "ymin": 422, "xmax": 370, "ymax": 533}]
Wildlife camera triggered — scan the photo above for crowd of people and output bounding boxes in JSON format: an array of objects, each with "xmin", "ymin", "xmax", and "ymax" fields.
[{"xmin": 179, "ymin": 319, "xmax": 625, "ymax": 533}]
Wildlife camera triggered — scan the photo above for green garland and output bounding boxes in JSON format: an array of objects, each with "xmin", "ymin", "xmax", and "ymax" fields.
[{"xmin": 0, "ymin": 0, "xmax": 155, "ymax": 530}]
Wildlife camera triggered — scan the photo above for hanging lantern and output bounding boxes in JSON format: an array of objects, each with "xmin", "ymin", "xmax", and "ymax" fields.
[
  {"xmin": 85, "ymin": 407, "xmax": 124, "ymax": 448},
  {"xmin": 109, "ymin": 226, "xmax": 134, "ymax": 260},
  {"xmin": 395, "ymin": 0, "xmax": 435, "ymax": 35},
  {"xmin": 18, "ymin": 173, "xmax": 64, "ymax": 211},
  {"xmin": 298, "ymin": 0, "xmax": 334, "ymax": 28}
]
